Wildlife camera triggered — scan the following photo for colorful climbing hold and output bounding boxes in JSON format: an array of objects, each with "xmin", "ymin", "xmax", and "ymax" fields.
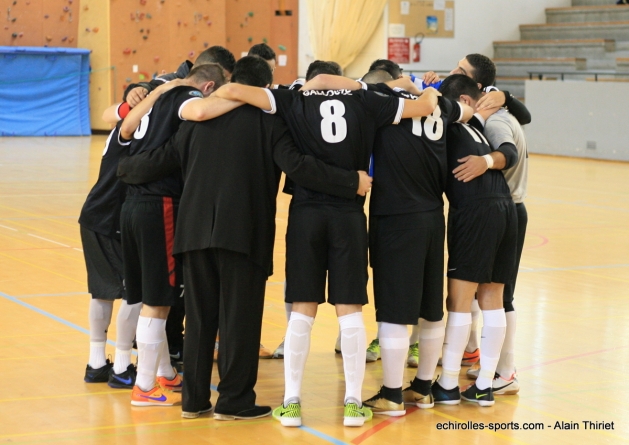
[
  {"xmin": 248, "ymin": 11, "xmax": 254, "ymax": 17},
  {"xmin": 123, "ymin": 48, "xmax": 132, "ymax": 54},
  {"xmin": 278, "ymin": 45, "xmax": 286, "ymax": 51},
  {"xmin": 93, "ymin": 27, "xmax": 99, "ymax": 32}
]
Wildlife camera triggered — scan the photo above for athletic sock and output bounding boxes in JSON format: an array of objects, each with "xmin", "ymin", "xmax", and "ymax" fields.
[
  {"xmin": 416, "ymin": 318, "xmax": 445, "ymax": 381},
  {"xmin": 113, "ymin": 300, "xmax": 142, "ymax": 374},
  {"xmin": 496, "ymin": 309, "xmax": 517, "ymax": 378},
  {"xmin": 379, "ymin": 322, "xmax": 408, "ymax": 390},
  {"xmin": 156, "ymin": 336, "xmax": 176, "ymax": 379},
  {"xmin": 409, "ymin": 321, "xmax": 420, "ymax": 346},
  {"xmin": 466, "ymin": 299, "xmax": 481, "ymax": 353},
  {"xmin": 339, "ymin": 312, "xmax": 367, "ymax": 404},
  {"xmin": 438, "ymin": 312, "xmax": 471, "ymax": 390},
  {"xmin": 88, "ymin": 299, "xmax": 114, "ymax": 369},
  {"xmin": 285, "ymin": 302, "xmax": 293, "ymax": 324},
  {"xmin": 476, "ymin": 309, "xmax": 507, "ymax": 390},
  {"xmin": 135, "ymin": 316, "xmax": 167, "ymax": 392},
  {"xmin": 283, "ymin": 312, "xmax": 314, "ymax": 404}
]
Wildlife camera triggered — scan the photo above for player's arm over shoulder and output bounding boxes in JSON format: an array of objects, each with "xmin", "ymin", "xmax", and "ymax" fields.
[{"xmin": 213, "ymin": 83, "xmax": 273, "ymax": 111}]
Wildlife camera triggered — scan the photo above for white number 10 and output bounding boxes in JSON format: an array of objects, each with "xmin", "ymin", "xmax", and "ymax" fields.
[{"xmin": 320, "ymin": 100, "xmax": 347, "ymax": 143}]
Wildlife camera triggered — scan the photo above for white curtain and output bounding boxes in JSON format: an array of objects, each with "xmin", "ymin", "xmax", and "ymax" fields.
[{"xmin": 306, "ymin": 0, "xmax": 387, "ymax": 70}]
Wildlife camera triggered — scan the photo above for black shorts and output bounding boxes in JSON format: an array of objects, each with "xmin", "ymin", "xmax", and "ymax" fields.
[
  {"xmin": 120, "ymin": 195, "xmax": 183, "ymax": 306},
  {"xmin": 80, "ymin": 226, "xmax": 125, "ymax": 301},
  {"xmin": 503, "ymin": 202, "xmax": 528, "ymax": 312},
  {"xmin": 447, "ymin": 198, "xmax": 517, "ymax": 284},
  {"xmin": 285, "ymin": 203, "xmax": 368, "ymax": 306},
  {"xmin": 370, "ymin": 210, "xmax": 445, "ymax": 324}
]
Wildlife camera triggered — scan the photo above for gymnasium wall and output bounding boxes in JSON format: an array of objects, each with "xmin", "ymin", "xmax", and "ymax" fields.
[{"xmin": 298, "ymin": 0, "xmax": 573, "ymax": 76}]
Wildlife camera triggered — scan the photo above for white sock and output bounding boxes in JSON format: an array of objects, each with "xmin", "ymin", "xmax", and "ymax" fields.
[
  {"xmin": 476, "ymin": 309, "xmax": 507, "ymax": 390},
  {"xmin": 339, "ymin": 312, "xmax": 367, "ymax": 403},
  {"xmin": 438, "ymin": 312, "xmax": 471, "ymax": 390},
  {"xmin": 379, "ymin": 322, "xmax": 408, "ymax": 389},
  {"xmin": 466, "ymin": 299, "xmax": 481, "ymax": 352},
  {"xmin": 135, "ymin": 316, "xmax": 167, "ymax": 391},
  {"xmin": 376, "ymin": 322, "xmax": 382, "ymax": 339},
  {"xmin": 284, "ymin": 312, "xmax": 314, "ymax": 404},
  {"xmin": 113, "ymin": 300, "xmax": 141, "ymax": 374},
  {"xmin": 409, "ymin": 321, "xmax": 420, "ymax": 345},
  {"xmin": 417, "ymin": 319, "xmax": 445, "ymax": 381},
  {"xmin": 157, "ymin": 338, "xmax": 176, "ymax": 379},
  {"xmin": 88, "ymin": 299, "xmax": 114, "ymax": 368},
  {"xmin": 496, "ymin": 310, "xmax": 517, "ymax": 378}
]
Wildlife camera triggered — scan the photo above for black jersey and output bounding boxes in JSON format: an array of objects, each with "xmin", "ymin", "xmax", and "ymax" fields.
[
  {"xmin": 445, "ymin": 121, "xmax": 511, "ymax": 209},
  {"xmin": 265, "ymin": 87, "xmax": 404, "ymax": 206},
  {"xmin": 78, "ymin": 123, "xmax": 130, "ymax": 239},
  {"xmin": 126, "ymin": 85, "xmax": 203, "ymax": 197},
  {"xmin": 370, "ymin": 89, "xmax": 463, "ymax": 216}
]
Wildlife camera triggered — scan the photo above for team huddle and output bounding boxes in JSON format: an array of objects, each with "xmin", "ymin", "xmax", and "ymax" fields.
[{"xmin": 79, "ymin": 43, "xmax": 529, "ymax": 427}]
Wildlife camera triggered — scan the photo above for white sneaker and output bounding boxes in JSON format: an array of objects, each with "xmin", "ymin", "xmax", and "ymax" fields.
[
  {"xmin": 272, "ymin": 339, "xmax": 285, "ymax": 359},
  {"xmin": 493, "ymin": 373, "xmax": 519, "ymax": 395}
]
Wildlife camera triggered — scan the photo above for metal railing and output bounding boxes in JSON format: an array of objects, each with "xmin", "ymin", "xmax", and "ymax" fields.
[{"xmin": 528, "ymin": 70, "xmax": 629, "ymax": 81}]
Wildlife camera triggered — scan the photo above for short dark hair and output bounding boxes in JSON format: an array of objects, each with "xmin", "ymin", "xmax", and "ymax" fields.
[
  {"xmin": 362, "ymin": 69, "xmax": 393, "ymax": 84},
  {"xmin": 186, "ymin": 63, "xmax": 227, "ymax": 88},
  {"xmin": 465, "ymin": 54, "xmax": 496, "ymax": 89},
  {"xmin": 231, "ymin": 56, "xmax": 273, "ymax": 87},
  {"xmin": 305, "ymin": 60, "xmax": 343, "ymax": 81},
  {"xmin": 248, "ymin": 43, "xmax": 276, "ymax": 62},
  {"xmin": 439, "ymin": 74, "xmax": 482, "ymax": 101},
  {"xmin": 195, "ymin": 46, "xmax": 236, "ymax": 74},
  {"xmin": 368, "ymin": 59, "xmax": 402, "ymax": 79}
]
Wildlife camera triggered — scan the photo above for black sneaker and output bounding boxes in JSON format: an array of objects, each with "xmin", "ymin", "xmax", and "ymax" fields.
[
  {"xmin": 84, "ymin": 359, "xmax": 113, "ymax": 383},
  {"xmin": 214, "ymin": 405, "xmax": 272, "ymax": 421},
  {"xmin": 432, "ymin": 380, "xmax": 461, "ymax": 405},
  {"xmin": 461, "ymin": 383, "xmax": 494, "ymax": 406},
  {"xmin": 170, "ymin": 350, "xmax": 184, "ymax": 373},
  {"xmin": 108, "ymin": 364, "xmax": 137, "ymax": 389}
]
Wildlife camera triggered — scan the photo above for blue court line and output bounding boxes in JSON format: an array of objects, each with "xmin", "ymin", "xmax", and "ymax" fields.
[
  {"xmin": 0, "ymin": 289, "xmax": 347, "ymax": 445},
  {"xmin": 298, "ymin": 426, "xmax": 351, "ymax": 445}
]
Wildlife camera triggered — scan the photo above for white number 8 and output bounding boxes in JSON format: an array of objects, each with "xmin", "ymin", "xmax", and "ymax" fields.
[
  {"xmin": 134, "ymin": 108, "xmax": 153, "ymax": 140},
  {"xmin": 320, "ymin": 100, "xmax": 347, "ymax": 143}
]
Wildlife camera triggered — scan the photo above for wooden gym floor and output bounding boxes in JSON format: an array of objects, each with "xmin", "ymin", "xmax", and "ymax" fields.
[{"xmin": 0, "ymin": 135, "xmax": 628, "ymax": 444}]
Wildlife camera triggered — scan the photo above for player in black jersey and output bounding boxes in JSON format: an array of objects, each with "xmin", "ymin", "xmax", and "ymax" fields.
[
  {"xmin": 124, "ymin": 46, "xmax": 236, "ymax": 107},
  {"xmin": 80, "ymin": 81, "xmax": 187, "ymax": 388},
  {"xmin": 214, "ymin": 73, "xmax": 441, "ymax": 427},
  {"xmin": 431, "ymin": 74, "xmax": 518, "ymax": 407},
  {"xmin": 119, "ymin": 64, "xmax": 226, "ymax": 407},
  {"xmin": 344, "ymin": 70, "xmax": 472, "ymax": 416}
]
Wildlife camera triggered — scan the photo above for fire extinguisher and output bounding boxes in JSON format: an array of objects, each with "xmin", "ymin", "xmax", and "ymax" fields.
[{"xmin": 413, "ymin": 33, "xmax": 424, "ymax": 63}]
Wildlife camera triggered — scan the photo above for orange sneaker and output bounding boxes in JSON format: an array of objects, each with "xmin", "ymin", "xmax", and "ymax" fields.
[
  {"xmin": 157, "ymin": 370, "xmax": 183, "ymax": 392},
  {"xmin": 131, "ymin": 385, "xmax": 181, "ymax": 406},
  {"xmin": 259, "ymin": 344, "xmax": 273, "ymax": 359},
  {"xmin": 461, "ymin": 348, "xmax": 480, "ymax": 366}
]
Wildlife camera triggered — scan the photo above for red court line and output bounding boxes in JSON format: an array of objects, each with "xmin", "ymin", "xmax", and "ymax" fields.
[
  {"xmin": 518, "ymin": 344, "xmax": 629, "ymax": 371},
  {"xmin": 351, "ymin": 407, "xmax": 418, "ymax": 445},
  {"xmin": 523, "ymin": 233, "xmax": 549, "ymax": 250}
]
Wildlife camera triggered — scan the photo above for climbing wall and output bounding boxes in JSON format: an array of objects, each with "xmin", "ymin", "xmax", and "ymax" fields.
[
  {"xmin": 108, "ymin": 0, "xmax": 226, "ymax": 101},
  {"xmin": 1, "ymin": 0, "xmax": 79, "ymax": 47},
  {"xmin": 225, "ymin": 0, "xmax": 298, "ymax": 85}
]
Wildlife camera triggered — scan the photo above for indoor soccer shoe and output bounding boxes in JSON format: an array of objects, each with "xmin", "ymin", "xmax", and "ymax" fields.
[
  {"xmin": 214, "ymin": 405, "xmax": 272, "ymax": 421},
  {"xmin": 272, "ymin": 398, "xmax": 302, "ymax": 426},
  {"xmin": 259, "ymin": 343, "xmax": 273, "ymax": 359},
  {"xmin": 466, "ymin": 361, "xmax": 480, "ymax": 379},
  {"xmin": 363, "ymin": 388, "xmax": 405, "ymax": 416},
  {"xmin": 157, "ymin": 369, "xmax": 183, "ymax": 392},
  {"xmin": 432, "ymin": 380, "xmax": 461, "ymax": 405},
  {"xmin": 335, "ymin": 335, "xmax": 341, "ymax": 354},
  {"xmin": 406, "ymin": 342, "xmax": 419, "ymax": 368},
  {"xmin": 343, "ymin": 398, "xmax": 373, "ymax": 427},
  {"xmin": 461, "ymin": 383, "xmax": 495, "ymax": 406},
  {"xmin": 462, "ymin": 348, "xmax": 480, "ymax": 366},
  {"xmin": 402, "ymin": 386, "xmax": 434, "ymax": 409},
  {"xmin": 493, "ymin": 373, "xmax": 520, "ymax": 395},
  {"xmin": 272, "ymin": 339, "xmax": 285, "ymax": 359},
  {"xmin": 131, "ymin": 385, "xmax": 182, "ymax": 406},
  {"xmin": 84, "ymin": 359, "xmax": 113, "ymax": 383},
  {"xmin": 108, "ymin": 364, "xmax": 136, "ymax": 389},
  {"xmin": 366, "ymin": 338, "xmax": 381, "ymax": 362}
]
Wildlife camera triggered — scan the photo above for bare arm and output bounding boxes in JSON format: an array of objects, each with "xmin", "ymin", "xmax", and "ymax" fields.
[
  {"xmin": 181, "ymin": 95, "xmax": 245, "ymax": 121},
  {"xmin": 400, "ymin": 87, "xmax": 440, "ymax": 119},
  {"xmin": 299, "ymin": 74, "xmax": 363, "ymax": 92},
  {"xmin": 119, "ymin": 79, "xmax": 185, "ymax": 140},
  {"xmin": 213, "ymin": 83, "xmax": 274, "ymax": 111},
  {"xmin": 102, "ymin": 103, "xmax": 125, "ymax": 124},
  {"xmin": 385, "ymin": 77, "xmax": 422, "ymax": 96}
]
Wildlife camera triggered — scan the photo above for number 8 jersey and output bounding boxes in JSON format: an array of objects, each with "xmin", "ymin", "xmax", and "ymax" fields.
[{"xmin": 263, "ymin": 87, "xmax": 404, "ymax": 206}]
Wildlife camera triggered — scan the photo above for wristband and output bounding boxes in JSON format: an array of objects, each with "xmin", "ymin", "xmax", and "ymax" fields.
[
  {"xmin": 483, "ymin": 154, "xmax": 494, "ymax": 169},
  {"xmin": 410, "ymin": 74, "xmax": 416, "ymax": 82}
]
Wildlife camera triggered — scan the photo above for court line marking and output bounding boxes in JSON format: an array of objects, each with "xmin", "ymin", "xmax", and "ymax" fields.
[
  {"xmin": 0, "ymin": 230, "xmax": 84, "ymax": 263},
  {"xmin": 0, "ymin": 217, "xmax": 81, "ymax": 243},
  {"xmin": 0, "ymin": 252, "xmax": 85, "ymax": 284},
  {"xmin": 27, "ymin": 233, "xmax": 70, "ymax": 248},
  {"xmin": 351, "ymin": 407, "xmax": 418, "ymax": 444},
  {"xmin": 0, "ymin": 224, "xmax": 18, "ymax": 231},
  {"xmin": 0, "ymin": 203, "xmax": 80, "ymax": 229},
  {"xmin": 0, "ymin": 289, "xmax": 348, "ymax": 445},
  {"xmin": 518, "ymin": 345, "xmax": 629, "ymax": 372}
]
